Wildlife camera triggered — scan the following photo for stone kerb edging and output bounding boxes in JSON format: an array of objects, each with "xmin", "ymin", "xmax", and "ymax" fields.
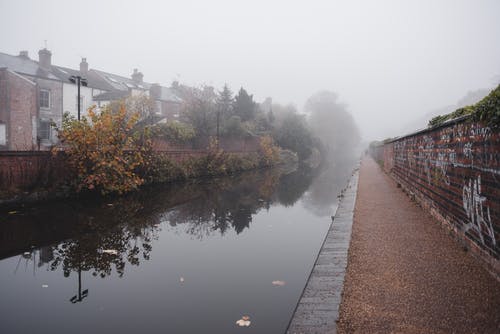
[{"xmin": 287, "ymin": 163, "xmax": 360, "ymax": 334}]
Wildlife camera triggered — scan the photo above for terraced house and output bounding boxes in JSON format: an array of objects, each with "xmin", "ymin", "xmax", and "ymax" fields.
[{"xmin": 0, "ymin": 48, "xmax": 182, "ymax": 151}]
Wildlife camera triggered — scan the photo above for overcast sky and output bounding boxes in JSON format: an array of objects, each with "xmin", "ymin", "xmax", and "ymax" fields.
[{"xmin": 1, "ymin": 0, "xmax": 499, "ymax": 140}]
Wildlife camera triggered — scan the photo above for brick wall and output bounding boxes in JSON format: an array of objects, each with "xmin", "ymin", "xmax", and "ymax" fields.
[
  {"xmin": 0, "ymin": 151, "xmax": 69, "ymax": 192},
  {"xmin": 0, "ymin": 69, "xmax": 37, "ymax": 150},
  {"xmin": 0, "ymin": 146, "xmax": 260, "ymax": 198},
  {"xmin": 378, "ymin": 117, "xmax": 499, "ymax": 276}
]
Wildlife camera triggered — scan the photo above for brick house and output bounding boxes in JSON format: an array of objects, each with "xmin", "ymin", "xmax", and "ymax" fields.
[
  {"xmin": 0, "ymin": 49, "xmax": 183, "ymax": 151},
  {"xmin": 92, "ymin": 69, "xmax": 182, "ymax": 121},
  {"xmin": 0, "ymin": 68, "xmax": 37, "ymax": 150},
  {"xmin": 0, "ymin": 49, "xmax": 63, "ymax": 150}
]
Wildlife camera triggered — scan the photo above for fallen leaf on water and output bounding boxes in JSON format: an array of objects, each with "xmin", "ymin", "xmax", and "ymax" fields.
[
  {"xmin": 180, "ymin": 277, "xmax": 185, "ymax": 283},
  {"xmin": 102, "ymin": 249, "xmax": 118, "ymax": 255},
  {"xmin": 23, "ymin": 252, "xmax": 31, "ymax": 256},
  {"xmin": 8, "ymin": 211, "xmax": 18, "ymax": 215},
  {"xmin": 106, "ymin": 204, "xmax": 113, "ymax": 207},
  {"xmin": 42, "ymin": 284, "xmax": 48, "ymax": 288},
  {"xmin": 272, "ymin": 280, "xmax": 286, "ymax": 286},
  {"xmin": 236, "ymin": 315, "xmax": 251, "ymax": 327}
]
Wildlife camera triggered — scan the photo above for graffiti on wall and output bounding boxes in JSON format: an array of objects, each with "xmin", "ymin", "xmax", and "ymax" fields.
[
  {"xmin": 388, "ymin": 119, "xmax": 499, "ymax": 256},
  {"xmin": 462, "ymin": 175, "xmax": 496, "ymax": 247}
]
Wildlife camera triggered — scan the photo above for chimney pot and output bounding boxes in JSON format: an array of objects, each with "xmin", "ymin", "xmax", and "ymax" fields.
[
  {"xmin": 19, "ymin": 50, "xmax": 29, "ymax": 59},
  {"xmin": 80, "ymin": 57, "xmax": 88, "ymax": 73},
  {"xmin": 131, "ymin": 68, "xmax": 143, "ymax": 84}
]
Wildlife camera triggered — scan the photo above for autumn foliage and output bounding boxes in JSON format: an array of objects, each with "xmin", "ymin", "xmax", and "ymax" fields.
[
  {"xmin": 55, "ymin": 106, "xmax": 148, "ymax": 194},
  {"xmin": 54, "ymin": 103, "xmax": 282, "ymax": 196},
  {"xmin": 258, "ymin": 135, "xmax": 280, "ymax": 166}
]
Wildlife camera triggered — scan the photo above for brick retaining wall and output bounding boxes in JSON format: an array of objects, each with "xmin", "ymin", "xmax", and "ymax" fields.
[
  {"xmin": 0, "ymin": 147, "xmax": 259, "ymax": 198},
  {"xmin": 374, "ymin": 117, "xmax": 499, "ymax": 276},
  {"xmin": 0, "ymin": 151, "xmax": 69, "ymax": 192}
]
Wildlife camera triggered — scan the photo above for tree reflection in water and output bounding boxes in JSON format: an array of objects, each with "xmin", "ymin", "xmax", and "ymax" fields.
[{"xmin": 2, "ymin": 156, "xmax": 357, "ymax": 298}]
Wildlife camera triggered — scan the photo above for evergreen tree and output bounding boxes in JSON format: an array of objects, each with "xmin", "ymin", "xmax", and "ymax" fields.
[
  {"xmin": 233, "ymin": 87, "xmax": 256, "ymax": 122},
  {"xmin": 216, "ymin": 84, "xmax": 234, "ymax": 139},
  {"xmin": 216, "ymin": 84, "xmax": 234, "ymax": 118}
]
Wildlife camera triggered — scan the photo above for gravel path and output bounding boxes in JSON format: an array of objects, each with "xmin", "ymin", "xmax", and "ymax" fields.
[{"xmin": 337, "ymin": 157, "xmax": 500, "ymax": 334}]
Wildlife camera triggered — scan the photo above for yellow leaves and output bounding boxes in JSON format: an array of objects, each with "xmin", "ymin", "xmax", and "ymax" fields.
[
  {"xmin": 56, "ymin": 103, "xmax": 149, "ymax": 195},
  {"xmin": 259, "ymin": 135, "xmax": 280, "ymax": 166}
]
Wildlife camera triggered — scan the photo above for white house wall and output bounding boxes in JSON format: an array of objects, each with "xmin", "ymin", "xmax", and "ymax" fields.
[{"xmin": 62, "ymin": 83, "xmax": 95, "ymax": 119}]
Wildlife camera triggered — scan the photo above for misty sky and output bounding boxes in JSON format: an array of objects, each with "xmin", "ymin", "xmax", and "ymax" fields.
[{"xmin": 1, "ymin": 0, "xmax": 499, "ymax": 140}]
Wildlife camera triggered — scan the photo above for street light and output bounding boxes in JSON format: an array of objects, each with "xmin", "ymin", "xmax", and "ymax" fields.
[
  {"xmin": 69, "ymin": 75, "xmax": 88, "ymax": 120},
  {"xmin": 69, "ymin": 268, "xmax": 89, "ymax": 304}
]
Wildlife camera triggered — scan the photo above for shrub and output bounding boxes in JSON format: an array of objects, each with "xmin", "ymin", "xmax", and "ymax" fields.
[
  {"xmin": 55, "ymin": 106, "xmax": 147, "ymax": 194},
  {"xmin": 151, "ymin": 121, "xmax": 196, "ymax": 143}
]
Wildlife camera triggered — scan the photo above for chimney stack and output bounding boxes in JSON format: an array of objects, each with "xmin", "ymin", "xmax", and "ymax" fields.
[
  {"xmin": 38, "ymin": 48, "xmax": 52, "ymax": 70},
  {"xmin": 80, "ymin": 57, "xmax": 88, "ymax": 73},
  {"xmin": 150, "ymin": 83, "xmax": 161, "ymax": 99},
  {"xmin": 18, "ymin": 51, "xmax": 29, "ymax": 59},
  {"xmin": 131, "ymin": 68, "xmax": 143, "ymax": 84}
]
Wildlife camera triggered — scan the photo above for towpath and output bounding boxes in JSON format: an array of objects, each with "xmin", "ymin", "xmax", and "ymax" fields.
[
  {"xmin": 288, "ymin": 156, "xmax": 500, "ymax": 333},
  {"xmin": 337, "ymin": 157, "xmax": 500, "ymax": 333}
]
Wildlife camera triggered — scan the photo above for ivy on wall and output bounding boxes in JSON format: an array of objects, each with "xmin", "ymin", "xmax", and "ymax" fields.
[{"xmin": 428, "ymin": 85, "xmax": 500, "ymax": 129}]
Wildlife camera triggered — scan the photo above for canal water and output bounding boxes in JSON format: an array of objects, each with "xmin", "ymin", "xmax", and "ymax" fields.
[{"xmin": 0, "ymin": 158, "xmax": 356, "ymax": 334}]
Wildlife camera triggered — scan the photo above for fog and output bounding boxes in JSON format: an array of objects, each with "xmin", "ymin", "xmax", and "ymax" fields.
[{"xmin": 1, "ymin": 0, "xmax": 499, "ymax": 140}]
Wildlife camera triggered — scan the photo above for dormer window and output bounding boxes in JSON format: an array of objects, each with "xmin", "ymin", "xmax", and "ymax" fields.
[{"xmin": 40, "ymin": 89, "xmax": 50, "ymax": 109}]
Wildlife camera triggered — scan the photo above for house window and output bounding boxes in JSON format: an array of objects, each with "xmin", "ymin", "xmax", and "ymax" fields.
[
  {"xmin": 0, "ymin": 123, "xmax": 6, "ymax": 146},
  {"xmin": 40, "ymin": 89, "xmax": 50, "ymax": 109},
  {"xmin": 155, "ymin": 101, "xmax": 162, "ymax": 115},
  {"xmin": 39, "ymin": 120, "xmax": 51, "ymax": 140}
]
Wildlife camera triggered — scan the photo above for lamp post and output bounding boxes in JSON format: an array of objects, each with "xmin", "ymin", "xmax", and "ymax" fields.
[
  {"xmin": 69, "ymin": 267, "xmax": 89, "ymax": 304},
  {"xmin": 69, "ymin": 76, "xmax": 87, "ymax": 120}
]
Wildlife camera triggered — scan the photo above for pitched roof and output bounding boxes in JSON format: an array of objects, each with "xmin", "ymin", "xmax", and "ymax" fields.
[
  {"xmin": 0, "ymin": 52, "xmax": 60, "ymax": 81},
  {"xmin": 92, "ymin": 90, "xmax": 129, "ymax": 101},
  {"xmin": 92, "ymin": 69, "xmax": 151, "ymax": 92},
  {"xmin": 0, "ymin": 50, "xmax": 183, "ymax": 103},
  {"xmin": 158, "ymin": 86, "xmax": 182, "ymax": 103},
  {"xmin": 52, "ymin": 65, "xmax": 112, "ymax": 91}
]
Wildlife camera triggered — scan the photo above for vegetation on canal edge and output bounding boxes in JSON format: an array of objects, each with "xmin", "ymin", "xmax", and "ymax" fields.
[
  {"xmin": 1, "ymin": 85, "xmax": 359, "ymax": 202},
  {"xmin": 56, "ymin": 106, "xmax": 147, "ymax": 195},
  {"xmin": 55, "ymin": 105, "xmax": 281, "ymax": 195},
  {"xmin": 143, "ymin": 136, "xmax": 280, "ymax": 185},
  {"xmin": 428, "ymin": 84, "xmax": 500, "ymax": 128}
]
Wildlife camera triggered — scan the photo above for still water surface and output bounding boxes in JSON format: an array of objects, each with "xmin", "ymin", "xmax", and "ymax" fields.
[{"xmin": 0, "ymin": 160, "xmax": 355, "ymax": 334}]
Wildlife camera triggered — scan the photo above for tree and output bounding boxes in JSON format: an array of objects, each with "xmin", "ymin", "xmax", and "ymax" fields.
[
  {"xmin": 216, "ymin": 84, "xmax": 234, "ymax": 138},
  {"xmin": 181, "ymin": 87, "xmax": 216, "ymax": 140},
  {"xmin": 55, "ymin": 105, "xmax": 147, "ymax": 194},
  {"xmin": 275, "ymin": 111, "xmax": 313, "ymax": 160},
  {"xmin": 305, "ymin": 91, "xmax": 360, "ymax": 157},
  {"xmin": 233, "ymin": 87, "xmax": 256, "ymax": 122},
  {"xmin": 108, "ymin": 94, "xmax": 156, "ymax": 124}
]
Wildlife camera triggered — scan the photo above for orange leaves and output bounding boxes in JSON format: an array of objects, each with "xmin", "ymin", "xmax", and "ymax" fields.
[
  {"xmin": 259, "ymin": 135, "xmax": 280, "ymax": 166},
  {"xmin": 55, "ymin": 104, "xmax": 148, "ymax": 195}
]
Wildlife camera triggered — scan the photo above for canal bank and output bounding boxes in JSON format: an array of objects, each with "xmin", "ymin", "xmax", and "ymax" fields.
[{"xmin": 287, "ymin": 162, "xmax": 359, "ymax": 333}]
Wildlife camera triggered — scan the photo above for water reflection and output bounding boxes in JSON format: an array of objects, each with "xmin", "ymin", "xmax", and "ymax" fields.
[
  {"xmin": 0, "ymin": 156, "xmax": 358, "ymax": 312},
  {"xmin": 1, "ymin": 166, "xmax": 320, "ymax": 282},
  {"xmin": 0, "ymin": 158, "xmax": 358, "ymax": 334},
  {"xmin": 303, "ymin": 153, "xmax": 359, "ymax": 216}
]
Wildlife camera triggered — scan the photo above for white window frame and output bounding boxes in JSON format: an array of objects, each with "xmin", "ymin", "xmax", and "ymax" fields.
[
  {"xmin": 38, "ymin": 119, "xmax": 51, "ymax": 141},
  {"xmin": 0, "ymin": 123, "xmax": 6, "ymax": 146},
  {"xmin": 40, "ymin": 89, "xmax": 51, "ymax": 109}
]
